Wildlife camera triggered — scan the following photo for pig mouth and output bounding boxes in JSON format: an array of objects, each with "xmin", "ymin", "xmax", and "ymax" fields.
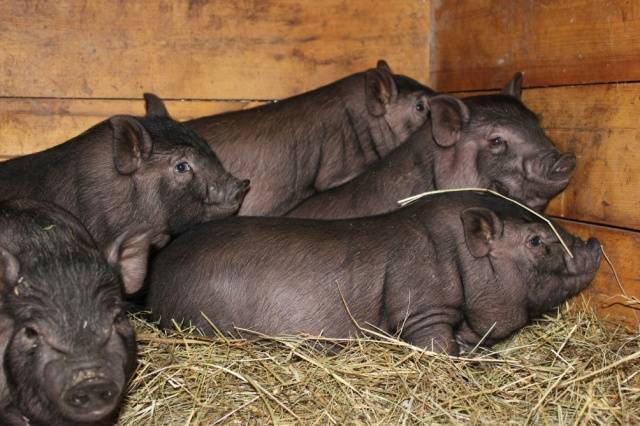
[{"xmin": 204, "ymin": 202, "xmax": 243, "ymax": 217}]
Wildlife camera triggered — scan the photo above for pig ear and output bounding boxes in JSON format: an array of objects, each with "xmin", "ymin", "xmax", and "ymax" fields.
[
  {"xmin": 106, "ymin": 227, "xmax": 154, "ymax": 295},
  {"xmin": 501, "ymin": 72, "xmax": 523, "ymax": 100},
  {"xmin": 144, "ymin": 93, "xmax": 170, "ymax": 118},
  {"xmin": 365, "ymin": 60, "xmax": 398, "ymax": 116},
  {"xmin": 376, "ymin": 59, "xmax": 393, "ymax": 74},
  {"xmin": 460, "ymin": 207, "xmax": 504, "ymax": 258},
  {"xmin": 110, "ymin": 116, "xmax": 153, "ymax": 175},
  {"xmin": 429, "ymin": 95, "xmax": 470, "ymax": 147},
  {"xmin": 0, "ymin": 247, "xmax": 19, "ymax": 293}
]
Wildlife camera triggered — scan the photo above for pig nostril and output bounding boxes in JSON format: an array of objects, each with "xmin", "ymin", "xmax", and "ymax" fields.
[
  {"xmin": 69, "ymin": 392, "xmax": 90, "ymax": 408},
  {"xmin": 62, "ymin": 379, "xmax": 120, "ymax": 418},
  {"xmin": 550, "ymin": 154, "xmax": 576, "ymax": 180},
  {"xmin": 99, "ymin": 389, "xmax": 114, "ymax": 402}
]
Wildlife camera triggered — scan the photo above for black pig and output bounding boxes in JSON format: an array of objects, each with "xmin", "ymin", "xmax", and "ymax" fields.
[
  {"xmin": 287, "ymin": 73, "xmax": 576, "ymax": 218},
  {"xmin": 0, "ymin": 94, "xmax": 249, "ymax": 249},
  {"xmin": 0, "ymin": 199, "xmax": 154, "ymax": 425},
  {"xmin": 148, "ymin": 191, "xmax": 601, "ymax": 355},
  {"xmin": 186, "ymin": 60, "xmax": 435, "ymax": 215}
]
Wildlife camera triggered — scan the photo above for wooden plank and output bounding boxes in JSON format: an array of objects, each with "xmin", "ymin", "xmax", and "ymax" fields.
[
  {"xmin": 0, "ymin": 98, "xmax": 262, "ymax": 157},
  {"xmin": 431, "ymin": 0, "xmax": 640, "ymax": 92},
  {"xmin": 556, "ymin": 219, "xmax": 640, "ymax": 329},
  {"xmin": 523, "ymin": 83, "xmax": 640, "ymax": 231},
  {"xmin": 0, "ymin": 0, "xmax": 429, "ymax": 100}
]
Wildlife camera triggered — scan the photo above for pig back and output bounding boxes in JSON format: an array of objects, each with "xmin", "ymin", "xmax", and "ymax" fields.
[
  {"xmin": 147, "ymin": 216, "xmax": 403, "ymax": 337},
  {"xmin": 0, "ymin": 199, "xmax": 97, "ymax": 265}
]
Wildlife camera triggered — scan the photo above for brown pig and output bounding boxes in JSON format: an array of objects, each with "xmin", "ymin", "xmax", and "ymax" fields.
[
  {"xmin": 186, "ymin": 60, "xmax": 435, "ymax": 215},
  {"xmin": 0, "ymin": 95, "xmax": 249, "ymax": 250},
  {"xmin": 147, "ymin": 191, "xmax": 602, "ymax": 355}
]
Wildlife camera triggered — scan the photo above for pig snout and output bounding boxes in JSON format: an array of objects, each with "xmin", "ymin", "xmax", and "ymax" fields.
[
  {"xmin": 205, "ymin": 178, "xmax": 250, "ymax": 206},
  {"xmin": 548, "ymin": 153, "xmax": 576, "ymax": 182},
  {"xmin": 61, "ymin": 377, "xmax": 120, "ymax": 422},
  {"xmin": 525, "ymin": 150, "xmax": 576, "ymax": 185},
  {"xmin": 564, "ymin": 236, "xmax": 603, "ymax": 279},
  {"xmin": 46, "ymin": 360, "xmax": 125, "ymax": 423},
  {"xmin": 521, "ymin": 151, "xmax": 577, "ymax": 211}
]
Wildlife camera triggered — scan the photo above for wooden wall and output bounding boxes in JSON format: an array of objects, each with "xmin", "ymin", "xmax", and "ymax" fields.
[
  {"xmin": 432, "ymin": 0, "xmax": 640, "ymax": 328},
  {"xmin": 1, "ymin": 1, "xmax": 638, "ymax": 328},
  {"xmin": 0, "ymin": 0, "xmax": 430, "ymax": 159}
]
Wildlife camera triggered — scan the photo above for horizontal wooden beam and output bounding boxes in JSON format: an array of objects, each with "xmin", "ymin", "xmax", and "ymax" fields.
[
  {"xmin": 431, "ymin": 0, "xmax": 640, "ymax": 92},
  {"xmin": 556, "ymin": 218, "xmax": 640, "ymax": 329},
  {"xmin": 0, "ymin": 98, "xmax": 262, "ymax": 157},
  {"xmin": 0, "ymin": 0, "xmax": 429, "ymax": 100}
]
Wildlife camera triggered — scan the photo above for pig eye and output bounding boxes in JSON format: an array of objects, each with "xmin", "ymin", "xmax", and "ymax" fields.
[
  {"xmin": 528, "ymin": 236, "xmax": 543, "ymax": 248},
  {"xmin": 175, "ymin": 162, "xmax": 192, "ymax": 173},
  {"xmin": 415, "ymin": 101, "xmax": 426, "ymax": 112},
  {"xmin": 489, "ymin": 136, "xmax": 506, "ymax": 148},
  {"xmin": 22, "ymin": 326, "xmax": 40, "ymax": 346}
]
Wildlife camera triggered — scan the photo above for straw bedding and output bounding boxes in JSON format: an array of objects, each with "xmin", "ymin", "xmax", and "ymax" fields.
[{"xmin": 118, "ymin": 299, "xmax": 639, "ymax": 425}]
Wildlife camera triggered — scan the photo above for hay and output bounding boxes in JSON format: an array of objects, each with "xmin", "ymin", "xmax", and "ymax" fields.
[{"xmin": 119, "ymin": 300, "xmax": 639, "ymax": 425}]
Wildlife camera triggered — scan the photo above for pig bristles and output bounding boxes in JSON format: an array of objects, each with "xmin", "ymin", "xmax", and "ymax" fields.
[
  {"xmin": 398, "ymin": 188, "xmax": 574, "ymax": 258},
  {"xmin": 121, "ymin": 304, "xmax": 639, "ymax": 424}
]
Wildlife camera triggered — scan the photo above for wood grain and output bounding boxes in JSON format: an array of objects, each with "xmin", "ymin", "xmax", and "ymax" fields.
[
  {"xmin": 0, "ymin": 0, "xmax": 430, "ymax": 100},
  {"xmin": 557, "ymin": 219, "xmax": 640, "ymax": 329},
  {"xmin": 431, "ymin": 0, "xmax": 640, "ymax": 92},
  {"xmin": 0, "ymin": 98, "xmax": 263, "ymax": 157},
  {"xmin": 524, "ymin": 83, "xmax": 640, "ymax": 231}
]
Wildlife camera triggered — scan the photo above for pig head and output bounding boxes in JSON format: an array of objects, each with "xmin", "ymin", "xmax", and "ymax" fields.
[
  {"xmin": 453, "ymin": 202, "xmax": 602, "ymax": 350},
  {"xmin": 432, "ymin": 73, "xmax": 576, "ymax": 212},
  {"xmin": 0, "ymin": 199, "xmax": 153, "ymax": 425}
]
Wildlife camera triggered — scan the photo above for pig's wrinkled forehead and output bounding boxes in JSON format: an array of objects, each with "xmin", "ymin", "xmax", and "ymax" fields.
[
  {"xmin": 140, "ymin": 116, "xmax": 216, "ymax": 157},
  {"xmin": 6, "ymin": 254, "xmax": 122, "ymax": 327},
  {"xmin": 464, "ymin": 95, "xmax": 541, "ymax": 129}
]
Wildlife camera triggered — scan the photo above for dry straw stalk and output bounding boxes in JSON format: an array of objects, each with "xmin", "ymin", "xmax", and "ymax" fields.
[{"xmin": 119, "ymin": 300, "xmax": 639, "ymax": 425}]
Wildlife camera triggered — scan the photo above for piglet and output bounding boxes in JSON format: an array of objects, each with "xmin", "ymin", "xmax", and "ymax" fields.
[
  {"xmin": 187, "ymin": 60, "xmax": 435, "ymax": 215},
  {"xmin": 0, "ymin": 94, "xmax": 249, "ymax": 250},
  {"xmin": 148, "ymin": 191, "xmax": 602, "ymax": 355},
  {"xmin": 0, "ymin": 199, "xmax": 154, "ymax": 425}
]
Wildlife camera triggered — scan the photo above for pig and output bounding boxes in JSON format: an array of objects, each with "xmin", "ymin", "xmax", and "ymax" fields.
[
  {"xmin": 186, "ymin": 60, "xmax": 435, "ymax": 215},
  {"xmin": 147, "ymin": 191, "xmax": 602, "ymax": 355},
  {"xmin": 286, "ymin": 73, "xmax": 576, "ymax": 219},
  {"xmin": 0, "ymin": 94, "xmax": 249, "ymax": 250},
  {"xmin": 0, "ymin": 198, "xmax": 154, "ymax": 425}
]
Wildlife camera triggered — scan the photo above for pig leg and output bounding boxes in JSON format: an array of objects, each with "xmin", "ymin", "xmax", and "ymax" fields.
[
  {"xmin": 405, "ymin": 323, "xmax": 459, "ymax": 355},
  {"xmin": 455, "ymin": 320, "xmax": 503, "ymax": 354}
]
